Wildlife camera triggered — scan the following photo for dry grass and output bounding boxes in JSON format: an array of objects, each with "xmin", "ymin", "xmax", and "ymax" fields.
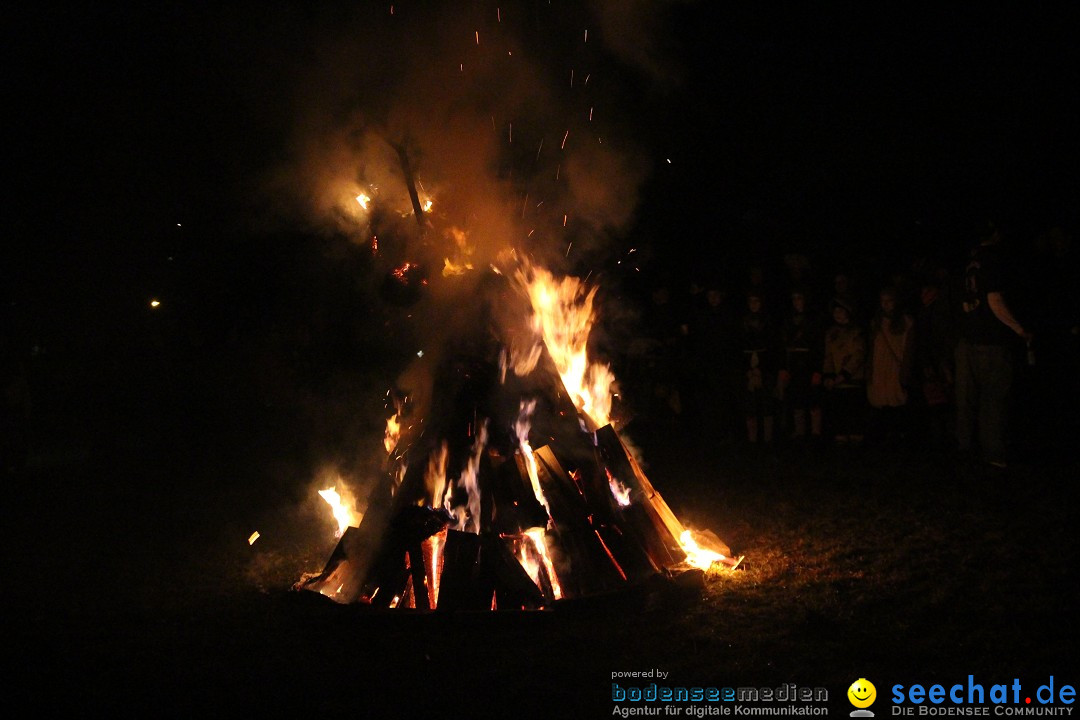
[{"xmin": 9, "ymin": 425, "xmax": 1076, "ymax": 715}]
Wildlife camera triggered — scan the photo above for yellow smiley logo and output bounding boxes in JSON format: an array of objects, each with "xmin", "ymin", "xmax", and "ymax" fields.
[{"xmin": 848, "ymin": 678, "xmax": 877, "ymax": 708}]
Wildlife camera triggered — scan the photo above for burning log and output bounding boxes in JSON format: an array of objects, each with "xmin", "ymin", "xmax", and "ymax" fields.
[
  {"xmin": 434, "ymin": 530, "xmax": 491, "ymax": 611},
  {"xmin": 392, "ymin": 141, "xmax": 426, "ymax": 230},
  {"xmin": 489, "ymin": 534, "xmax": 545, "ymax": 610},
  {"xmin": 297, "ymin": 263, "xmax": 742, "ymax": 610},
  {"xmin": 595, "ymin": 425, "xmax": 688, "ymax": 567},
  {"xmin": 532, "ymin": 446, "xmax": 627, "ymax": 597}
]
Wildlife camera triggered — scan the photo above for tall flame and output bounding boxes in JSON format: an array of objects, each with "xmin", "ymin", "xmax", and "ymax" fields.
[
  {"xmin": 515, "ymin": 264, "xmax": 614, "ymax": 429},
  {"xmin": 513, "ymin": 400, "xmax": 551, "ymax": 517},
  {"xmin": 457, "ymin": 419, "xmax": 489, "ymax": 533},
  {"xmin": 425, "ymin": 441, "xmax": 449, "ymax": 509},
  {"xmin": 318, "ymin": 486, "xmax": 361, "ymax": 537}
]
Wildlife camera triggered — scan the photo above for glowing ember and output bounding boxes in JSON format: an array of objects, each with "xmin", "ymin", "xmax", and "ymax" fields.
[
  {"xmin": 392, "ymin": 262, "xmax": 417, "ymax": 283},
  {"xmin": 355, "ymin": 193, "xmax": 371, "ymax": 210},
  {"xmin": 427, "ymin": 530, "xmax": 445, "ymax": 606},
  {"xmin": 248, "ymin": 531, "xmax": 260, "ymax": 545},
  {"xmin": 606, "ymin": 469, "xmax": 632, "ymax": 507},
  {"xmin": 149, "ymin": 299, "xmax": 161, "ymax": 308},
  {"xmin": 516, "ymin": 263, "xmax": 614, "ymax": 429},
  {"xmin": 318, "ymin": 486, "xmax": 361, "ymax": 537},
  {"xmin": 679, "ymin": 529, "xmax": 727, "ymax": 570}
]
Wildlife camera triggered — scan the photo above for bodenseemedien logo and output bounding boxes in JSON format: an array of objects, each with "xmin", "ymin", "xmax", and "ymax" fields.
[{"xmin": 849, "ymin": 678, "xmax": 877, "ymax": 717}]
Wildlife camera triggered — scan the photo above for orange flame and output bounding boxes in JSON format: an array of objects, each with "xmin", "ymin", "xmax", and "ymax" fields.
[
  {"xmin": 384, "ymin": 413, "xmax": 401, "ymax": 455},
  {"xmin": 318, "ymin": 486, "xmax": 361, "ymax": 537},
  {"xmin": 679, "ymin": 529, "xmax": 727, "ymax": 570},
  {"xmin": 426, "ymin": 442, "xmax": 449, "ymax": 509},
  {"xmin": 516, "ymin": 264, "xmax": 614, "ymax": 429},
  {"xmin": 525, "ymin": 528, "xmax": 563, "ymax": 600}
]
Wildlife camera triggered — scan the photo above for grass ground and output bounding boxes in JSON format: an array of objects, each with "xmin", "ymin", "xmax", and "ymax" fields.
[{"xmin": 8, "ymin": 395, "xmax": 1076, "ymax": 716}]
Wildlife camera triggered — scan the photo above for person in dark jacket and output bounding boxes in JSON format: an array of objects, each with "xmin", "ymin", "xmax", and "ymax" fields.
[
  {"xmin": 823, "ymin": 298, "xmax": 867, "ymax": 443},
  {"xmin": 737, "ymin": 290, "xmax": 779, "ymax": 443},
  {"xmin": 956, "ymin": 222, "xmax": 1032, "ymax": 469},
  {"xmin": 778, "ymin": 289, "xmax": 824, "ymax": 441}
]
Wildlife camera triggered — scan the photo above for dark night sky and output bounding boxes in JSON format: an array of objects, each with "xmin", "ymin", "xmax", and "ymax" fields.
[{"xmin": 6, "ymin": 3, "xmax": 1078, "ymax": 333}]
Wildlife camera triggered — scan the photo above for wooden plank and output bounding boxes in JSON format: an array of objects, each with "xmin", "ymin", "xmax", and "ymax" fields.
[{"xmin": 595, "ymin": 424, "xmax": 688, "ymax": 566}]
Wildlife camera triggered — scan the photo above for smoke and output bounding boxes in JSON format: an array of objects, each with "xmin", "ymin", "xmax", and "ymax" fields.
[
  {"xmin": 261, "ymin": 1, "xmax": 668, "ymax": 269},
  {"xmin": 587, "ymin": 0, "xmax": 689, "ymax": 85},
  {"xmin": 243, "ymin": 2, "xmax": 687, "ymax": 513}
]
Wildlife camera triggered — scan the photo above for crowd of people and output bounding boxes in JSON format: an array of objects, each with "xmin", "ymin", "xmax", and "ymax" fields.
[{"xmin": 626, "ymin": 222, "xmax": 1078, "ymax": 471}]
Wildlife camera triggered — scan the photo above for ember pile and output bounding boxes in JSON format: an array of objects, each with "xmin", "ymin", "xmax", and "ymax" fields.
[{"xmin": 297, "ymin": 261, "xmax": 742, "ymax": 610}]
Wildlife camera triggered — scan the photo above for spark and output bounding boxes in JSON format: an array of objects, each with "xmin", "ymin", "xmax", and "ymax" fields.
[
  {"xmin": 522, "ymin": 193, "xmax": 529, "ymax": 218},
  {"xmin": 149, "ymin": 299, "xmax": 161, "ymax": 308},
  {"xmin": 589, "ymin": 107, "xmax": 593, "ymax": 121},
  {"xmin": 176, "ymin": 223, "xmax": 181, "ymax": 227},
  {"xmin": 497, "ymin": 7, "xmax": 501, "ymax": 22},
  {"xmin": 585, "ymin": 29, "xmax": 588, "ymax": 43},
  {"xmin": 666, "ymin": 158, "xmax": 672, "ymax": 164},
  {"xmin": 563, "ymin": 214, "xmax": 568, "ymax": 227},
  {"xmin": 417, "ymin": 350, "xmax": 424, "ymax": 358},
  {"xmin": 584, "ymin": 73, "xmax": 590, "ymax": 85},
  {"xmin": 570, "ymin": 69, "xmax": 574, "ymax": 86},
  {"xmin": 475, "ymin": 30, "xmax": 479, "ymax": 45},
  {"xmin": 248, "ymin": 531, "xmax": 260, "ymax": 545},
  {"xmin": 555, "ymin": 164, "xmax": 560, "ymax": 180},
  {"xmin": 561, "ymin": 130, "xmax": 569, "ymax": 149},
  {"xmin": 509, "ymin": 122, "xmax": 512, "ymax": 143},
  {"xmin": 566, "ymin": 241, "xmax": 573, "ymax": 257},
  {"xmin": 535, "ymin": 138, "xmax": 544, "ymax": 161}
]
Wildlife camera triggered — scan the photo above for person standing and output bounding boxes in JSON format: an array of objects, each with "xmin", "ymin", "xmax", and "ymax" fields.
[
  {"xmin": 737, "ymin": 290, "xmax": 778, "ymax": 444},
  {"xmin": 866, "ymin": 287, "xmax": 915, "ymax": 443},
  {"xmin": 778, "ymin": 289, "xmax": 824, "ymax": 441},
  {"xmin": 956, "ymin": 222, "xmax": 1032, "ymax": 469},
  {"xmin": 823, "ymin": 298, "xmax": 867, "ymax": 443}
]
